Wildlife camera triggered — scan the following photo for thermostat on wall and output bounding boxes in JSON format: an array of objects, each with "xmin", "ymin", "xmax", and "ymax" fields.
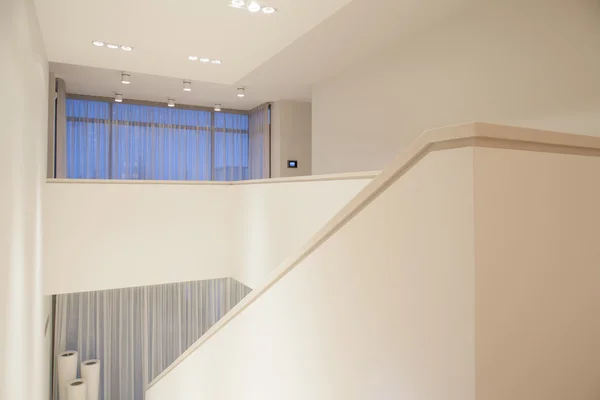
[{"xmin": 287, "ymin": 160, "xmax": 298, "ymax": 168}]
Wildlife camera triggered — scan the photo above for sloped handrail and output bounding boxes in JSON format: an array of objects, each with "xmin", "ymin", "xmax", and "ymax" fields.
[{"xmin": 147, "ymin": 122, "xmax": 600, "ymax": 389}]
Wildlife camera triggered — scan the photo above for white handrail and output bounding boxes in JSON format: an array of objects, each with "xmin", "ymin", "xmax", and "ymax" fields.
[{"xmin": 46, "ymin": 171, "xmax": 380, "ymax": 186}]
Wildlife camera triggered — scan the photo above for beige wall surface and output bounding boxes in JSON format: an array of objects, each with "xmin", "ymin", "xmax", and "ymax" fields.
[
  {"xmin": 0, "ymin": 0, "xmax": 49, "ymax": 399},
  {"xmin": 474, "ymin": 147, "xmax": 600, "ymax": 400},
  {"xmin": 147, "ymin": 148, "xmax": 476, "ymax": 400},
  {"xmin": 44, "ymin": 183, "xmax": 235, "ymax": 294},
  {"xmin": 44, "ymin": 177, "xmax": 371, "ymax": 294},
  {"xmin": 235, "ymin": 178, "xmax": 371, "ymax": 287},
  {"xmin": 271, "ymin": 100, "xmax": 312, "ymax": 177},
  {"xmin": 312, "ymin": 0, "xmax": 600, "ymax": 174}
]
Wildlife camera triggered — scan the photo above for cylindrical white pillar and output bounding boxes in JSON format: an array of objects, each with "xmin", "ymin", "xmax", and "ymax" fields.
[
  {"xmin": 81, "ymin": 359, "xmax": 101, "ymax": 400},
  {"xmin": 57, "ymin": 351, "xmax": 78, "ymax": 400},
  {"xmin": 67, "ymin": 379, "xmax": 87, "ymax": 400}
]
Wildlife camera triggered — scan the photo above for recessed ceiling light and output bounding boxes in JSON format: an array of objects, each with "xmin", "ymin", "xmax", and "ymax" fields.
[
  {"xmin": 115, "ymin": 94, "xmax": 123, "ymax": 103},
  {"xmin": 214, "ymin": 104, "xmax": 222, "ymax": 112},
  {"xmin": 168, "ymin": 98, "xmax": 175, "ymax": 108},
  {"xmin": 188, "ymin": 55, "xmax": 198, "ymax": 61},
  {"xmin": 261, "ymin": 6, "xmax": 276, "ymax": 14},
  {"xmin": 121, "ymin": 73, "xmax": 131, "ymax": 84},
  {"xmin": 231, "ymin": 0, "xmax": 245, "ymax": 6},
  {"xmin": 183, "ymin": 80, "xmax": 192, "ymax": 92},
  {"xmin": 247, "ymin": 1, "xmax": 261, "ymax": 12},
  {"xmin": 237, "ymin": 88, "xmax": 245, "ymax": 97},
  {"xmin": 120, "ymin": 45, "xmax": 133, "ymax": 51},
  {"xmin": 92, "ymin": 41, "xmax": 105, "ymax": 47},
  {"xmin": 211, "ymin": 59, "xmax": 222, "ymax": 64},
  {"xmin": 199, "ymin": 57, "xmax": 210, "ymax": 63},
  {"xmin": 107, "ymin": 44, "xmax": 119, "ymax": 49}
]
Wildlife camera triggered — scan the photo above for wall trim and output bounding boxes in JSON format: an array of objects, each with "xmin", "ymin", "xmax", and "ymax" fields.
[{"xmin": 46, "ymin": 171, "xmax": 380, "ymax": 186}]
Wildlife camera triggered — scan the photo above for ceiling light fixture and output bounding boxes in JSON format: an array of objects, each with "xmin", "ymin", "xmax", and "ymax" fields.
[
  {"xmin": 237, "ymin": 87, "xmax": 245, "ymax": 97},
  {"xmin": 230, "ymin": 1, "xmax": 277, "ymax": 14},
  {"xmin": 182, "ymin": 80, "xmax": 192, "ymax": 92},
  {"xmin": 211, "ymin": 59, "xmax": 222, "ymax": 64},
  {"xmin": 168, "ymin": 98, "xmax": 175, "ymax": 108},
  {"xmin": 93, "ymin": 41, "xmax": 134, "ymax": 51},
  {"xmin": 247, "ymin": 2, "xmax": 261, "ymax": 12},
  {"xmin": 214, "ymin": 104, "xmax": 222, "ymax": 112},
  {"xmin": 188, "ymin": 55, "xmax": 198, "ymax": 61},
  {"xmin": 115, "ymin": 94, "xmax": 123, "ymax": 103},
  {"xmin": 121, "ymin": 73, "xmax": 131, "ymax": 84},
  {"xmin": 199, "ymin": 57, "xmax": 210, "ymax": 63}
]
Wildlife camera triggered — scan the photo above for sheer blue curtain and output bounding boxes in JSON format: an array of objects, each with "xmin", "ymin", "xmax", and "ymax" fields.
[
  {"xmin": 214, "ymin": 112, "xmax": 249, "ymax": 181},
  {"xmin": 66, "ymin": 99, "xmax": 110, "ymax": 178},
  {"xmin": 65, "ymin": 98, "xmax": 249, "ymax": 181}
]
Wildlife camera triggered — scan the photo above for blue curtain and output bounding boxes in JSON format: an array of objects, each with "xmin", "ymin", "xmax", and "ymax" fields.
[{"xmin": 65, "ymin": 98, "xmax": 250, "ymax": 181}]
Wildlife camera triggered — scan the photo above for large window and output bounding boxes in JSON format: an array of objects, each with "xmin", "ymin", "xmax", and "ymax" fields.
[{"xmin": 65, "ymin": 98, "xmax": 249, "ymax": 181}]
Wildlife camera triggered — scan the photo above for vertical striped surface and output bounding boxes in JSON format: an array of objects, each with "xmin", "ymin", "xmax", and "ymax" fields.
[{"xmin": 53, "ymin": 278, "xmax": 251, "ymax": 400}]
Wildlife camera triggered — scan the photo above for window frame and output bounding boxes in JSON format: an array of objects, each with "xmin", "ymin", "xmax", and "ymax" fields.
[{"xmin": 65, "ymin": 94, "xmax": 250, "ymax": 181}]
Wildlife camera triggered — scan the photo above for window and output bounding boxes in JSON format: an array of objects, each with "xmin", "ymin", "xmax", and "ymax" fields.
[{"xmin": 65, "ymin": 98, "xmax": 249, "ymax": 181}]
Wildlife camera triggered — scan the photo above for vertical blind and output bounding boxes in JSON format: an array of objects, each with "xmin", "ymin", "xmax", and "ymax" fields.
[{"xmin": 64, "ymin": 98, "xmax": 250, "ymax": 181}]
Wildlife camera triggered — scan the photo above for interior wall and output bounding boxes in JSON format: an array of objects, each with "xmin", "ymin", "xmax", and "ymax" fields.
[
  {"xmin": 0, "ymin": 0, "xmax": 49, "ymax": 399},
  {"xmin": 44, "ymin": 177, "xmax": 372, "ymax": 294},
  {"xmin": 44, "ymin": 183, "xmax": 235, "ymax": 294},
  {"xmin": 271, "ymin": 100, "xmax": 312, "ymax": 177},
  {"xmin": 312, "ymin": 0, "xmax": 600, "ymax": 174},
  {"xmin": 474, "ymin": 148, "xmax": 600, "ymax": 400},
  {"xmin": 43, "ymin": 296, "xmax": 54, "ymax": 400},
  {"xmin": 146, "ymin": 148, "xmax": 476, "ymax": 400},
  {"xmin": 235, "ymin": 178, "xmax": 371, "ymax": 287}
]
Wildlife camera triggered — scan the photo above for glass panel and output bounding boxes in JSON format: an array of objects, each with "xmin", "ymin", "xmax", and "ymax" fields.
[{"xmin": 65, "ymin": 99, "xmax": 245, "ymax": 181}]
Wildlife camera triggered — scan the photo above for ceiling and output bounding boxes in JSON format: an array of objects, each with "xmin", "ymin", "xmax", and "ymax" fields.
[
  {"xmin": 51, "ymin": 62, "xmax": 310, "ymax": 110},
  {"xmin": 38, "ymin": 0, "xmax": 479, "ymax": 107},
  {"xmin": 241, "ymin": 0, "xmax": 478, "ymax": 86},
  {"xmin": 35, "ymin": 0, "xmax": 353, "ymax": 85}
]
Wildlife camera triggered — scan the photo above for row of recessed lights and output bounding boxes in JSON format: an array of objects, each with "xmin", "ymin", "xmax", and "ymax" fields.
[
  {"xmin": 92, "ymin": 41, "xmax": 133, "ymax": 51},
  {"xmin": 230, "ymin": 0, "xmax": 276, "ymax": 14},
  {"xmin": 188, "ymin": 56, "xmax": 222, "ymax": 64},
  {"xmin": 92, "ymin": 41, "xmax": 223, "ymax": 66}
]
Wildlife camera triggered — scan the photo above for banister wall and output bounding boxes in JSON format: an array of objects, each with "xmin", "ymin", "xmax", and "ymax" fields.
[
  {"xmin": 146, "ymin": 123, "xmax": 600, "ymax": 400},
  {"xmin": 44, "ymin": 172, "xmax": 375, "ymax": 294}
]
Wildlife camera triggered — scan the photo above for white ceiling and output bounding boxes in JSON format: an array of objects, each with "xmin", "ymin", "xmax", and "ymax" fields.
[
  {"xmin": 38, "ymin": 0, "xmax": 479, "ymax": 107},
  {"xmin": 51, "ymin": 62, "xmax": 310, "ymax": 110},
  {"xmin": 241, "ymin": 0, "xmax": 478, "ymax": 86},
  {"xmin": 34, "ymin": 0, "xmax": 353, "ymax": 85}
]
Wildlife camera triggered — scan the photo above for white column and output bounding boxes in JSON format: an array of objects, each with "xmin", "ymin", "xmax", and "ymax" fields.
[{"xmin": 0, "ymin": 0, "xmax": 49, "ymax": 400}]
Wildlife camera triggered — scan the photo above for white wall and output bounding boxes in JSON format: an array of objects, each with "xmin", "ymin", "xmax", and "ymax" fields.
[
  {"xmin": 0, "ymin": 0, "xmax": 49, "ymax": 399},
  {"xmin": 146, "ymin": 148, "xmax": 476, "ymax": 400},
  {"xmin": 271, "ymin": 101, "xmax": 312, "ymax": 177},
  {"xmin": 235, "ymin": 178, "xmax": 371, "ymax": 287},
  {"xmin": 312, "ymin": 0, "xmax": 600, "ymax": 174},
  {"xmin": 44, "ymin": 176, "xmax": 372, "ymax": 294},
  {"xmin": 146, "ymin": 131, "xmax": 600, "ymax": 400},
  {"xmin": 474, "ymin": 148, "xmax": 600, "ymax": 400},
  {"xmin": 44, "ymin": 182, "xmax": 235, "ymax": 294}
]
